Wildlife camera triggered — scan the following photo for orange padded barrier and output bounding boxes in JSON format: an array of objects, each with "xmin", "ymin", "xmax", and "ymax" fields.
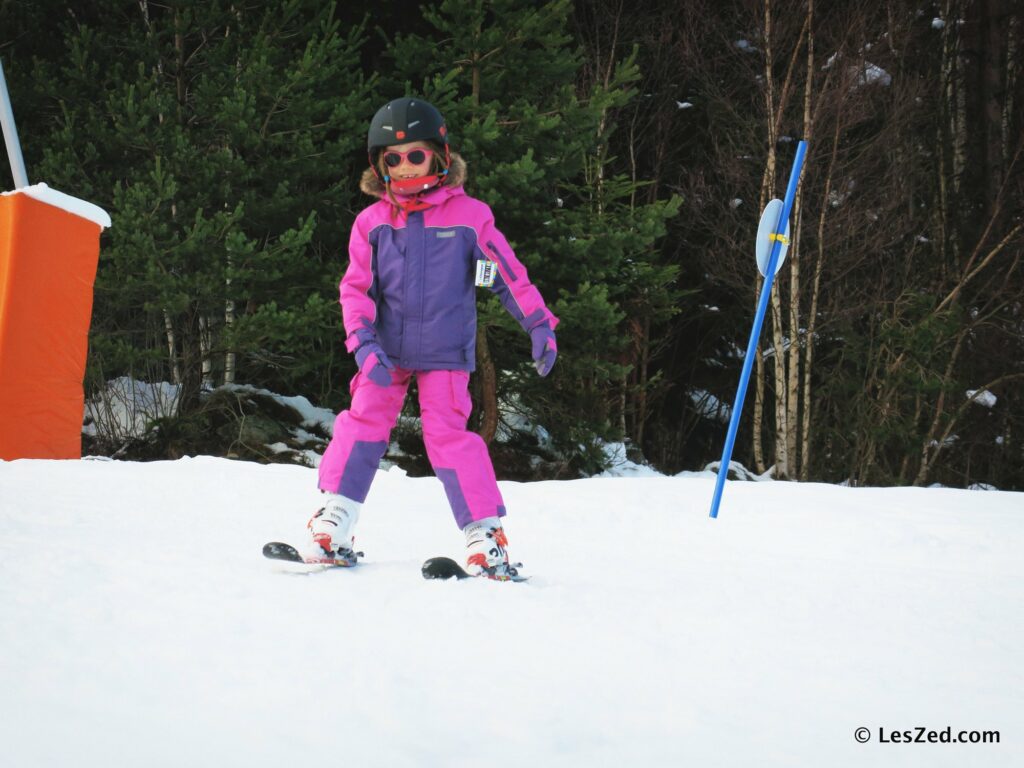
[{"xmin": 0, "ymin": 192, "xmax": 103, "ymax": 459}]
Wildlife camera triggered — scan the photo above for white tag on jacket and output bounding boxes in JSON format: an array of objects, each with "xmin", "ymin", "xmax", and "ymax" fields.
[{"xmin": 475, "ymin": 259, "xmax": 497, "ymax": 287}]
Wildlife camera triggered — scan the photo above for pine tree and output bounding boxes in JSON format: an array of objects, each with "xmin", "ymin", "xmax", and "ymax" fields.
[{"xmin": 26, "ymin": 1, "xmax": 373, "ymax": 413}]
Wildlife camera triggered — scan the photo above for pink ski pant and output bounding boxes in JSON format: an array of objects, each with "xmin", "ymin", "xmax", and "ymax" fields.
[{"xmin": 318, "ymin": 368, "xmax": 506, "ymax": 529}]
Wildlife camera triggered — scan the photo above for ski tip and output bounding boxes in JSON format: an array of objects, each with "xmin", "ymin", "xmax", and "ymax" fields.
[
  {"xmin": 263, "ymin": 541, "xmax": 305, "ymax": 563},
  {"xmin": 422, "ymin": 556, "xmax": 471, "ymax": 580},
  {"xmin": 263, "ymin": 541, "xmax": 358, "ymax": 567}
]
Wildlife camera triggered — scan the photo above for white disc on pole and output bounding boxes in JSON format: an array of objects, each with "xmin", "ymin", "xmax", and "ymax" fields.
[{"xmin": 755, "ymin": 198, "xmax": 790, "ymax": 277}]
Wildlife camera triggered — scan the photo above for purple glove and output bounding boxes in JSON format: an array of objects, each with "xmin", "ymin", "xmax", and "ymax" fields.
[
  {"xmin": 530, "ymin": 324, "xmax": 557, "ymax": 377},
  {"xmin": 354, "ymin": 342, "xmax": 395, "ymax": 387}
]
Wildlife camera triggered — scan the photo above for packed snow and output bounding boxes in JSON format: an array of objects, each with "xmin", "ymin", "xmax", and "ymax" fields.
[{"xmin": 1, "ymin": 456, "xmax": 1020, "ymax": 767}]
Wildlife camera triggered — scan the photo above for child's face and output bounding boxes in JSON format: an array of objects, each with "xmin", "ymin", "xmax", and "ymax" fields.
[{"xmin": 382, "ymin": 141, "xmax": 435, "ymax": 180}]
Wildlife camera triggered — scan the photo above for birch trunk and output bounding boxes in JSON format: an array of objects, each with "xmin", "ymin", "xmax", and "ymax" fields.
[
  {"xmin": 788, "ymin": 0, "xmax": 813, "ymax": 479},
  {"xmin": 763, "ymin": 0, "xmax": 808, "ymax": 480},
  {"xmin": 752, "ymin": 0, "xmax": 777, "ymax": 476},
  {"xmin": 224, "ymin": 298, "xmax": 236, "ymax": 384},
  {"xmin": 769, "ymin": 289, "xmax": 789, "ymax": 479},
  {"xmin": 163, "ymin": 309, "xmax": 181, "ymax": 384}
]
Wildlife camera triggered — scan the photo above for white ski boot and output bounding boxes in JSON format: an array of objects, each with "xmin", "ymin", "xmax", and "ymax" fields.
[
  {"xmin": 306, "ymin": 493, "xmax": 361, "ymax": 564},
  {"xmin": 463, "ymin": 516, "xmax": 520, "ymax": 579}
]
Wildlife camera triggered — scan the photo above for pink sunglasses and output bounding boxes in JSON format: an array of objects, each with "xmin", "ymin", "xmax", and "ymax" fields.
[{"xmin": 383, "ymin": 147, "xmax": 434, "ymax": 168}]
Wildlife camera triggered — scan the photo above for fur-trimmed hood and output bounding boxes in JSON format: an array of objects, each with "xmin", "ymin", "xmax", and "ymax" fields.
[{"xmin": 359, "ymin": 151, "xmax": 468, "ymax": 198}]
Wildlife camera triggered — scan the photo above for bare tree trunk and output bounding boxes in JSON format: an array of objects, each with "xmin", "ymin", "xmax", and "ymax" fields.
[
  {"xmin": 177, "ymin": 306, "xmax": 203, "ymax": 415},
  {"xmin": 937, "ymin": 5, "xmax": 953, "ymax": 276},
  {"xmin": 769, "ymin": 290, "xmax": 789, "ymax": 478},
  {"xmin": 224, "ymin": 297, "xmax": 236, "ymax": 384},
  {"xmin": 752, "ymin": 0, "xmax": 777, "ymax": 476},
  {"xmin": 199, "ymin": 315, "xmax": 213, "ymax": 386},
  {"xmin": 983, "ymin": 0, "xmax": 1008, "ymax": 210},
  {"xmin": 163, "ymin": 309, "xmax": 181, "ymax": 384},
  {"xmin": 950, "ymin": 0, "xmax": 967, "ymax": 266},
  {"xmin": 1004, "ymin": 13, "xmax": 1018, "ymax": 168},
  {"xmin": 762, "ymin": 0, "xmax": 808, "ymax": 480},
  {"xmin": 466, "ymin": 26, "xmax": 499, "ymax": 444},
  {"xmin": 785, "ymin": 0, "xmax": 814, "ymax": 479},
  {"xmin": 171, "ymin": 5, "xmax": 203, "ymax": 413},
  {"xmin": 618, "ymin": 374, "xmax": 628, "ymax": 438},
  {"xmin": 593, "ymin": 0, "xmax": 622, "ymax": 216},
  {"xmin": 476, "ymin": 323, "xmax": 499, "ymax": 443},
  {"xmin": 801, "ymin": 110, "xmax": 840, "ymax": 482},
  {"xmin": 636, "ymin": 315, "xmax": 650, "ymax": 448},
  {"xmin": 593, "ymin": 2, "xmax": 624, "ymax": 438},
  {"xmin": 752, "ymin": 342, "xmax": 767, "ymax": 474},
  {"xmin": 958, "ymin": 0, "xmax": 1011, "ymax": 223},
  {"xmin": 224, "ymin": 5, "xmax": 240, "ymax": 386},
  {"xmin": 140, "ymin": 0, "xmax": 180, "ymax": 385}
]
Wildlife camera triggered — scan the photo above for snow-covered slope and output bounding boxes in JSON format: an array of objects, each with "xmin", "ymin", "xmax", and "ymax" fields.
[{"xmin": 0, "ymin": 457, "xmax": 1020, "ymax": 767}]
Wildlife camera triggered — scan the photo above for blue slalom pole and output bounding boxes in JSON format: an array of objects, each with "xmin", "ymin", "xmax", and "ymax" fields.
[{"xmin": 709, "ymin": 140, "xmax": 807, "ymax": 519}]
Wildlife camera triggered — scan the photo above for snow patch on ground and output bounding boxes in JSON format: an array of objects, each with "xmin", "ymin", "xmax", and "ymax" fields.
[
  {"xmin": 224, "ymin": 384, "xmax": 336, "ymax": 435},
  {"xmin": 595, "ymin": 442, "xmax": 662, "ymax": 478},
  {"xmin": 83, "ymin": 377, "xmax": 181, "ymax": 441}
]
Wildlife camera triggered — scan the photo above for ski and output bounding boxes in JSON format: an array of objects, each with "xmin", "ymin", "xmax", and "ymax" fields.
[
  {"xmin": 264, "ymin": 544, "xmax": 524, "ymax": 580},
  {"xmin": 262, "ymin": 541, "xmax": 359, "ymax": 567},
  {"xmin": 421, "ymin": 556, "xmax": 529, "ymax": 582}
]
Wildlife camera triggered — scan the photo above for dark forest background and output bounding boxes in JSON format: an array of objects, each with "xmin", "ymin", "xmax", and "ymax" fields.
[{"xmin": 2, "ymin": 0, "xmax": 1021, "ymax": 489}]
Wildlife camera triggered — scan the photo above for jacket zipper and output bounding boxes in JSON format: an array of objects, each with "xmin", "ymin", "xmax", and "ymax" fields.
[{"xmin": 486, "ymin": 241, "xmax": 518, "ymax": 281}]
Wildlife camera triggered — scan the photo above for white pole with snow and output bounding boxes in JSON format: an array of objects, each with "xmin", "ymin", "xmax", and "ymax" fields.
[{"xmin": 0, "ymin": 58, "xmax": 29, "ymax": 189}]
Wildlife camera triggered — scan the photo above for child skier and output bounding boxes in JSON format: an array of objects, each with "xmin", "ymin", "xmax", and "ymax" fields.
[{"xmin": 307, "ymin": 97, "xmax": 558, "ymax": 578}]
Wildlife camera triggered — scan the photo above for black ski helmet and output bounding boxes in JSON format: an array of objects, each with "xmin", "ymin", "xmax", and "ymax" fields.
[{"xmin": 367, "ymin": 97, "xmax": 449, "ymax": 164}]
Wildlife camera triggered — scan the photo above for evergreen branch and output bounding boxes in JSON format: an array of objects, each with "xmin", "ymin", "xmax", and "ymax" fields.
[{"xmin": 916, "ymin": 371, "xmax": 1024, "ymax": 486}]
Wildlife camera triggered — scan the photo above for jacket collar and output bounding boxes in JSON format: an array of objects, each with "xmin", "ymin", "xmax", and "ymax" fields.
[{"xmin": 393, "ymin": 183, "xmax": 464, "ymax": 210}]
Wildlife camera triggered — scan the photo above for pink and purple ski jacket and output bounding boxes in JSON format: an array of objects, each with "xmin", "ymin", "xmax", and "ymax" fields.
[
  {"xmin": 340, "ymin": 180, "xmax": 559, "ymax": 371},
  {"xmin": 318, "ymin": 160, "xmax": 558, "ymax": 527}
]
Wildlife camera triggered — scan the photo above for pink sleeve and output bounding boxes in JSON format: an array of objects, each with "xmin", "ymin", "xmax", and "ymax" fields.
[
  {"xmin": 340, "ymin": 213, "xmax": 378, "ymax": 352},
  {"xmin": 478, "ymin": 207, "xmax": 560, "ymax": 332}
]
